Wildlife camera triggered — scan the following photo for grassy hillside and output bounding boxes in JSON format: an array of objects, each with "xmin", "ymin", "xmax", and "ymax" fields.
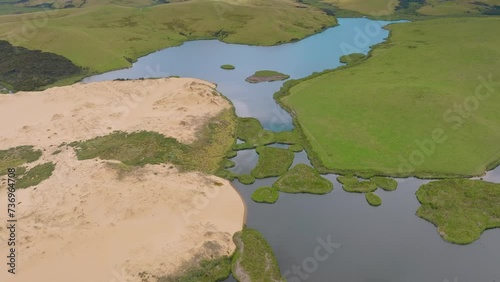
[
  {"xmin": 417, "ymin": 0, "xmax": 500, "ymax": 16},
  {"xmin": 320, "ymin": 0, "xmax": 398, "ymax": 16},
  {"xmin": 0, "ymin": 0, "xmax": 336, "ymax": 75},
  {"xmin": 305, "ymin": 0, "xmax": 500, "ymax": 16},
  {"xmin": 279, "ymin": 17, "xmax": 500, "ymax": 178},
  {"xmin": 0, "ymin": 0, "xmax": 172, "ymax": 15}
]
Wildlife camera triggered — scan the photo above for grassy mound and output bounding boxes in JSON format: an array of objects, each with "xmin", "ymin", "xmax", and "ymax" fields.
[
  {"xmin": 339, "ymin": 177, "xmax": 377, "ymax": 193},
  {"xmin": 365, "ymin": 192, "xmax": 382, "ymax": 206},
  {"xmin": 246, "ymin": 70, "xmax": 290, "ymax": 83},
  {"xmin": 339, "ymin": 53, "xmax": 365, "ymax": 66},
  {"xmin": 278, "ymin": 17, "xmax": 500, "ymax": 178},
  {"xmin": 251, "ymin": 147, "xmax": 294, "ymax": 178},
  {"xmin": 232, "ymin": 228, "xmax": 285, "ymax": 282},
  {"xmin": 220, "ymin": 64, "xmax": 235, "ymax": 70},
  {"xmin": 273, "ymin": 164, "xmax": 333, "ymax": 194},
  {"xmin": 251, "ymin": 186, "xmax": 279, "ymax": 204},
  {"xmin": 73, "ymin": 108, "xmax": 236, "ymax": 175},
  {"xmin": 17, "ymin": 162, "xmax": 56, "ymax": 189},
  {"xmin": 416, "ymin": 179, "xmax": 500, "ymax": 244},
  {"xmin": 72, "ymin": 131, "xmax": 190, "ymax": 166},
  {"xmin": 0, "ymin": 146, "xmax": 42, "ymax": 175},
  {"xmin": 238, "ymin": 174, "xmax": 256, "ymax": 185},
  {"xmin": 371, "ymin": 177, "xmax": 398, "ymax": 191},
  {"xmin": 336, "ymin": 175, "xmax": 359, "ymax": 185}
]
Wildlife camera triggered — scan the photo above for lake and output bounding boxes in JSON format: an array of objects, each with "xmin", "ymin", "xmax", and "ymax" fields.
[{"xmin": 84, "ymin": 18, "xmax": 500, "ymax": 282}]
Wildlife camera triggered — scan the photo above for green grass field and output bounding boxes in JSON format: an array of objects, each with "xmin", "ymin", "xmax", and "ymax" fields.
[
  {"xmin": 0, "ymin": 0, "xmax": 335, "ymax": 75},
  {"xmin": 416, "ymin": 179, "xmax": 500, "ymax": 244},
  {"xmin": 274, "ymin": 164, "xmax": 333, "ymax": 194},
  {"xmin": 279, "ymin": 17, "xmax": 500, "ymax": 178}
]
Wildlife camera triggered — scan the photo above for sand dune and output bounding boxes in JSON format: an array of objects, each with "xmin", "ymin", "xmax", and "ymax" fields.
[{"xmin": 0, "ymin": 78, "xmax": 245, "ymax": 282}]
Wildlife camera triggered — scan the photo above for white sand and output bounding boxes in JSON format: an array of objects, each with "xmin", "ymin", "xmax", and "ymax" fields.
[{"xmin": 0, "ymin": 78, "xmax": 245, "ymax": 282}]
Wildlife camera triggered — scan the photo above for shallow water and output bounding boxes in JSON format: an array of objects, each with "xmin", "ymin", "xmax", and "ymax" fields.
[{"xmin": 84, "ymin": 18, "xmax": 500, "ymax": 282}]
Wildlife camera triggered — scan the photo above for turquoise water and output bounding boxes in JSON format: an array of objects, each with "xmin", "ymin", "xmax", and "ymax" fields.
[{"xmin": 84, "ymin": 18, "xmax": 500, "ymax": 282}]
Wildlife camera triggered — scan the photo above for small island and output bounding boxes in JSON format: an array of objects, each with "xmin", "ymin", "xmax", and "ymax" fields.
[
  {"xmin": 245, "ymin": 70, "xmax": 290, "ymax": 83},
  {"xmin": 220, "ymin": 64, "xmax": 235, "ymax": 70}
]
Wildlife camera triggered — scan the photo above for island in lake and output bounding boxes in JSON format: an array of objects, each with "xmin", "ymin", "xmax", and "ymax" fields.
[{"xmin": 245, "ymin": 70, "xmax": 290, "ymax": 83}]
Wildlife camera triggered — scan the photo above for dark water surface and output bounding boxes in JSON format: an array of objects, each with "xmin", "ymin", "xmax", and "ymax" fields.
[{"xmin": 84, "ymin": 18, "xmax": 500, "ymax": 282}]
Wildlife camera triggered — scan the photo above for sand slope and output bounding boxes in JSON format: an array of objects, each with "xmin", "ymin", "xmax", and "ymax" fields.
[
  {"xmin": 0, "ymin": 77, "xmax": 229, "ymax": 148},
  {"xmin": 0, "ymin": 78, "xmax": 245, "ymax": 282}
]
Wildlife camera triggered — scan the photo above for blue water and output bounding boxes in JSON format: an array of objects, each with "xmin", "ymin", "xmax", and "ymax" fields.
[{"xmin": 84, "ymin": 18, "xmax": 500, "ymax": 282}]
